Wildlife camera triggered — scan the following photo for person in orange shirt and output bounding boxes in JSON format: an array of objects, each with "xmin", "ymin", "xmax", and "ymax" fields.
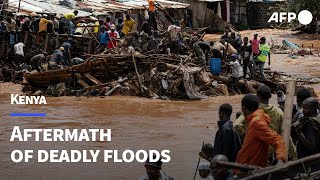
[
  {"xmin": 236, "ymin": 94, "xmax": 287, "ymax": 167},
  {"xmin": 148, "ymin": 0, "xmax": 157, "ymax": 31}
]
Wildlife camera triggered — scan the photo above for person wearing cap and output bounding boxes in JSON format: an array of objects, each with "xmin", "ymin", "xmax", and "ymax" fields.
[
  {"xmin": 198, "ymin": 162, "xmax": 213, "ymax": 180},
  {"xmin": 139, "ymin": 157, "xmax": 173, "ymax": 180},
  {"xmin": 250, "ymin": 33, "xmax": 260, "ymax": 59},
  {"xmin": 210, "ymin": 154, "xmax": 234, "ymax": 180},
  {"xmin": 256, "ymin": 37, "xmax": 270, "ymax": 79},
  {"xmin": 122, "ymin": 14, "xmax": 135, "ymax": 36},
  {"xmin": 107, "ymin": 24, "xmax": 120, "ymax": 49},
  {"xmin": 49, "ymin": 47, "xmax": 64, "ymax": 70},
  {"xmin": 234, "ymin": 85, "xmax": 297, "ymax": 163},
  {"xmin": 276, "ymin": 90, "xmax": 286, "ymax": 112},
  {"xmin": 227, "ymin": 54, "xmax": 242, "ymax": 93},
  {"xmin": 62, "ymin": 38, "xmax": 72, "ymax": 66}
]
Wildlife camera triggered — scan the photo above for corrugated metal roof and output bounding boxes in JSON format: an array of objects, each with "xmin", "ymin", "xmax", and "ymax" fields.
[
  {"xmin": 247, "ymin": 0, "xmax": 286, "ymax": 2},
  {"xmin": 197, "ymin": 0, "xmax": 223, "ymax": 2},
  {"xmin": 8, "ymin": 0, "xmax": 92, "ymax": 16},
  {"xmin": 7, "ymin": 0, "xmax": 189, "ymax": 16}
]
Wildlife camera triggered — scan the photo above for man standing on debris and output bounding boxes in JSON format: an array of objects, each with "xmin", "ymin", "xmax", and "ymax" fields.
[
  {"xmin": 230, "ymin": 32, "xmax": 242, "ymax": 53},
  {"xmin": 236, "ymin": 94, "xmax": 287, "ymax": 167},
  {"xmin": 107, "ymin": 24, "xmax": 120, "ymax": 49},
  {"xmin": 221, "ymin": 29, "xmax": 230, "ymax": 43},
  {"xmin": 240, "ymin": 37, "xmax": 252, "ymax": 79},
  {"xmin": 63, "ymin": 10, "xmax": 78, "ymax": 34},
  {"xmin": 97, "ymin": 26, "xmax": 109, "ymax": 53},
  {"xmin": 49, "ymin": 47, "xmax": 64, "ymax": 70},
  {"xmin": 228, "ymin": 54, "xmax": 242, "ymax": 94},
  {"xmin": 148, "ymin": 0, "xmax": 158, "ymax": 31},
  {"xmin": 193, "ymin": 41, "xmax": 211, "ymax": 66},
  {"xmin": 14, "ymin": 41, "xmax": 25, "ymax": 67},
  {"xmin": 292, "ymin": 97, "xmax": 320, "ymax": 171},
  {"xmin": 122, "ymin": 14, "xmax": 135, "ymax": 36},
  {"xmin": 30, "ymin": 52, "xmax": 48, "ymax": 72},
  {"xmin": 250, "ymin": 33, "xmax": 259, "ymax": 60},
  {"xmin": 213, "ymin": 103, "xmax": 242, "ymax": 162},
  {"xmin": 62, "ymin": 38, "xmax": 72, "ymax": 66},
  {"xmin": 210, "ymin": 154, "xmax": 234, "ymax": 180},
  {"xmin": 168, "ymin": 21, "xmax": 182, "ymax": 54},
  {"xmin": 256, "ymin": 37, "xmax": 270, "ymax": 80},
  {"xmin": 234, "ymin": 85, "xmax": 297, "ymax": 162},
  {"xmin": 141, "ymin": 16, "xmax": 151, "ymax": 35},
  {"xmin": 139, "ymin": 157, "xmax": 173, "ymax": 180}
]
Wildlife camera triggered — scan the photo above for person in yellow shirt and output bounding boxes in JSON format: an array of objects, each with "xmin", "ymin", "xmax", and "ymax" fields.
[
  {"xmin": 256, "ymin": 37, "xmax": 270, "ymax": 79},
  {"xmin": 38, "ymin": 15, "xmax": 53, "ymax": 33},
  {"xmin": 122, "ymin": 14, "xmax": 135, "ymax": 36},
  {"xmin": 94, "ymin": 21, "xmax": 99, "ymax": 33},
  {"xmin": 63, "ymin": 10, "xmax": 78, "ymax": 34}
]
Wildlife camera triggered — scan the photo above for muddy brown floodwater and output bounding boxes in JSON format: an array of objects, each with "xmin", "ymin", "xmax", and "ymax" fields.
[
  {"xmin": 0, "ymin": 94, "xmax": 244, "ymax": 180},
  {"xmin": 0, "ymin": 29, "xmax": 319, "ymax": 180}
]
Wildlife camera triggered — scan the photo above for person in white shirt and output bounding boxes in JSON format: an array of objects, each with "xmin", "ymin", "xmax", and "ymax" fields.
[
  {"xmin": 228, "ymin": 53, "xmax": 242, "ymax": 94},
  {"xmin": 14, "ymin": 41, "xmax": 25, "ymax": 66},
  {"xmin": 198, "ymin": 162, "xmax": 214, "ymax": 180}
]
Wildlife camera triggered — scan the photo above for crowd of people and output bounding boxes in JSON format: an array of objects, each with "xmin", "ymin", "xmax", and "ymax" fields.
[
  {"xmin": 137, "ymin": 85, "xmax": 320, "ymax": 180},
  {"xmin": 0, "ymin": 10, "xmax": 138, "ymax": 72}
]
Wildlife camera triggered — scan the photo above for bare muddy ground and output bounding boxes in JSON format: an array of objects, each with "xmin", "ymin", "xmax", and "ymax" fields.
[{"xmin": 0, "ymin": 29, "xmax": 319, "ymax": 180}]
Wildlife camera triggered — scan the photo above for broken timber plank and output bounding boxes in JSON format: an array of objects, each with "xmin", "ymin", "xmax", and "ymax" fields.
[
  {"xmin": 84, "ymin": 73, "xmax": 103, "ymax": 85},
  {"xmin": 77, "ymin": 79, "xmax": 89, "ymax": 88}
]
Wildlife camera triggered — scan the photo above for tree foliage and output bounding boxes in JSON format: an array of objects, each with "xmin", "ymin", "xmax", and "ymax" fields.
[{"xmin": 290, "ymin": 0, "xmax": 320, "ymax": 16}]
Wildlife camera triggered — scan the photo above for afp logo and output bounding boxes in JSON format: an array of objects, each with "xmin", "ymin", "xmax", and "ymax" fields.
[{"xmin": 268, "ymin": 10, "xmax": 313, "ymax": 25}]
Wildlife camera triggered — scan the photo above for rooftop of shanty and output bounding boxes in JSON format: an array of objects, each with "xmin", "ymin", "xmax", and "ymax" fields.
[{"xmin": 7, "ymin": 0, "xmax": 190, "ymax": 16}]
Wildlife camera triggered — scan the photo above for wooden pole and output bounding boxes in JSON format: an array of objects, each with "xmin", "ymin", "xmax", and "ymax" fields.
[
  {"xmin": 241, "ymin": 153, "xmax": 320, "ymax": 180},
  {"xmin": 215, "ymin": 161, "xmax": 261, "ymax": 172},
  {"xmin": 55, "ymin": 34, "xmax": 59, "ymax": 49},
  {"xmin": 17, "ymin": 0, "xmax": 21, "ymax": 12},
  {"xmin": 193, "ymin": 142, "xmax": 205, "ymax": 180},
  {"xmin": 87, "ymin": 38, "xmax": 93, "ymax": 54},
  {"xmin": 132, "ymin": 54, "xmax": 144, "ymax": 94},
  {"xmin": 281, "ymin": 80, "xmax": 296, "ymax": 161},
  {"xmin": 44, "ymin": 34, "xmax": 49, "ymax": 52}
]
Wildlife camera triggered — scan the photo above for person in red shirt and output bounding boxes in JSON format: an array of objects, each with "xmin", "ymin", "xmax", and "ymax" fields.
[
  {"xmin": 250, "ymin": 33, "xmax": 260, "ymax": 60},
  {"xmin": 236, "ymin": 94, "xmax": 287, "ymax": 167},
  {"xmin": 107, "ymin": 24, "xmax": 120, "ymax": 49}
]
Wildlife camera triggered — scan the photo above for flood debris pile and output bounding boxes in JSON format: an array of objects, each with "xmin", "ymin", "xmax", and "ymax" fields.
[{"xmin": 22, "ymin": 41, "xmax": 319, "ymax": 100}]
